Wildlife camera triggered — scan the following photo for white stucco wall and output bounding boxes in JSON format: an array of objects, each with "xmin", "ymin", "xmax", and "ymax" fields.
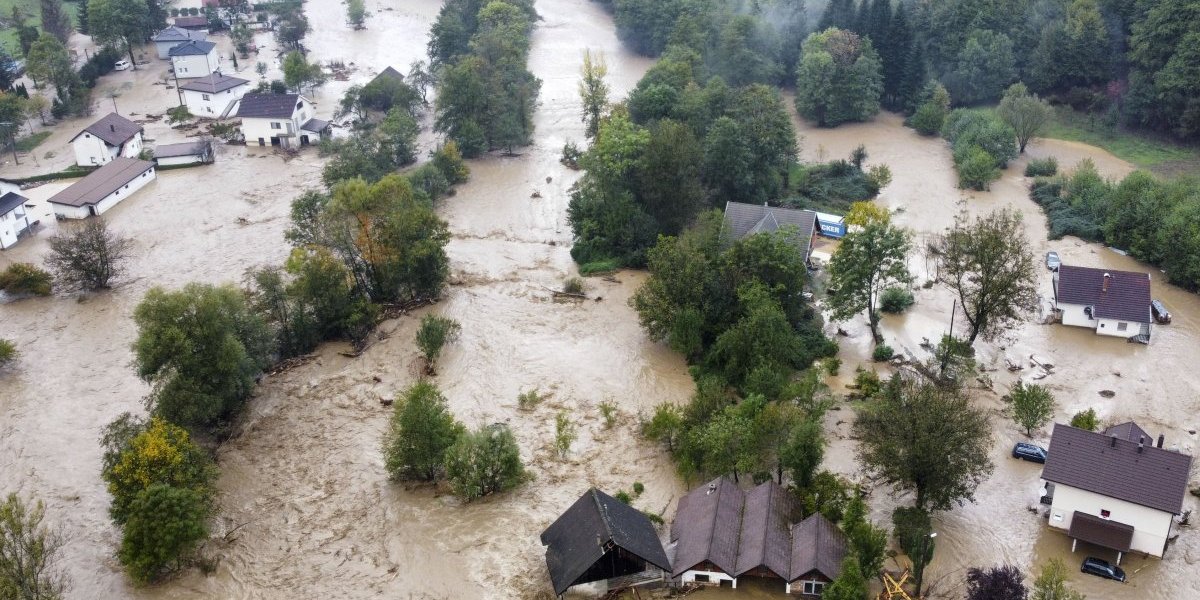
[
  {"xmin": 1095, "ymin": 317, "xmax": 1143, "ymax": 338},
  {"xmin": 1058, "ymin": 302, "xmax": 1097, "ymax": 330},
  {"xmin": 680, "ymin": 570, "xmax": 736, "ymax": 588},
  {"xmin": 120, "ymin": 133, "xmax": 143, "ymax": 158},
  {"xmin": 72, "ymin": 134, "xmax": 115, "ymax": 166},
  {"xmin": 156, "ymin": 154, "xmax": 201, "ymax": 166},
  {"xmin": 0, "ymin": 206, "xmax": 30, "ymax": 249},
  {"xmin": 50, "ymin": 167, "xmax": 157, "ymax": 219},
  {"xmin": 183, "ymin": 85, "xmax": 248, "ymax": 117},
  {"xmin": 172, "ymin": 51, "xmax": 220, "ymax": 78},
  {"xmin": 240, "ymin": 98, "xmax": 314, "ymax": 147},
  {"xmin": 1048, "ymin": 483, "xmax": 1174, "ymax": 557}
]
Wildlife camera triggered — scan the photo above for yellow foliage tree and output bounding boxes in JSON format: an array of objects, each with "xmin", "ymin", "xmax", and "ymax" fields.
[
  {"xmin": 102, "ymin": 417, "xmax": 217, "ymax": 524},
  {"xmin": 844, "ymin": 201, "xmax": 890, "ymax": 226}
]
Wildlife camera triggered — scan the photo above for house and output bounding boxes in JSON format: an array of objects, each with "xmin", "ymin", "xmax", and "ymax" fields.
[
  {"xmin": 0, "ymin": 192, "xmax": 33, "ymax": 249},
  {"xmin": 47, "ymin": 158, "xmax": 156, "ymax": 219},
  {"xmin": 1053, "ymin": 265, "xmax": 1153, "ymax": 342},
  {"xmin": 172, "ymin": 15, "xmax": 210, "ymax": 31},
  {"xmin": 70, "ymin": 113, "xmax": 144, "ymax": 167},
  {"xmin": 153, "ymin": 141, "xmax": 213, "ymax": 166},
  {"xmin": 368, "ymin": 66, "xmax": 405, "ymax": 87},
  {"xmin": 180, "ymin": 73, "xmax": 250, "ymax": 117},
  {"xmin": 170, "ymin": 40, "xmax": 220, "ymax": 79},
  {"xmin": 1040, "ymin": 422, "xmax": 1193, "ymax": 563},
  {"xmin": 722, "ymin": 202, "xmax": 818, "ymax": 263},
  {"xmin": 670, "ymin": 478, "xmax": 848, "ymax": 596},
  {"xmin": 541, "ymin": 488, "xmax": 671, "ymax": 598},
  {"xmin": 235, "ymin": 93, "xmax": 328, "ymax": 148},
  {"xmin": 151, "ymin": 26, "xmax": 207, "ymax": 59}
]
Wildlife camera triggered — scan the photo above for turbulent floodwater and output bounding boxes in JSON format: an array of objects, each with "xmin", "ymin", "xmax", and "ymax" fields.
[{"xmin": 2, "ymin": 1, "xmax": 1198, "ymax": 599}]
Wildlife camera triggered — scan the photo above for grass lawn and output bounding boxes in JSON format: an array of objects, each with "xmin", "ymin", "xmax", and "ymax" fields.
[
  {"xmin": 1040, "ymin": 106, "xmax": 1200, "ymax": 172},
  {"xmin": 14, "ymin": 129, "xmax": 49, "ymax": 151},
  {"xmin": 0, "ymin": 0, "xmax": 81, "ymax": 54}
]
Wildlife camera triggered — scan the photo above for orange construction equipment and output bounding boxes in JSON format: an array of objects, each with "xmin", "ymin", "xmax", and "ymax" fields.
[{"xmin": 878, "ymin": 569, "xmax": 916, "ymax": 600}]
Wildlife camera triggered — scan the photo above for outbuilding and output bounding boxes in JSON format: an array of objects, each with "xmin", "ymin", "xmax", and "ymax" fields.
[
  {"xmin": 169, "ymin": 40, "xmax": 220, "ymax": 79},
  {"xmin": 47, "ymin": 158, "xmax": 156, "ymax": 219},
  {"xmin": 1053, "ymin": 265, "xmax": 1153, "ymax": 342},
  {"xmin": 180, "ymin": 73, "xmax": 250, "ymax": 117},
  {"xmin": 70, "ymin": 113, "xmax": 144, "ymax": 167},
  {"xmin": 721, "ymin": 202, "xmax": 819, "ymax": 263},
  {"xmin": 151, "ymin": 25, "xmax": 207, "ymax": 59},
  {"xmin": 153, "ymin": 141, "xmax": 213, "ymax": 166},
  {"xmin": 0, "ymin": 191, "xmax": 33, "ymax": 249},
  {"xmin": 172, "ymin": 15, "xmax": 210, "ymax": 31}
]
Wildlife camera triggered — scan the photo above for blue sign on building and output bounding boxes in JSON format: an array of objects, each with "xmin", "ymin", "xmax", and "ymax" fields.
[{"xmin": 815, "ymin": 212, "xmax": 847, "ymax": 239}]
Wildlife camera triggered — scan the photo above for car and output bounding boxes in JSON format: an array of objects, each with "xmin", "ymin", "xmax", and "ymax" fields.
[
  {"xmin": 1151, "ymin": 299, "xmax": 1171, "ymax": 324},
  {"xmin": 1081, "ymin": 557, "xmax": 1126, "ymax": 582},
  {"xmin": 1045, "ymin": 251, "xmax": 1061, "ymax": 271},
  {"xmin": 113, "ymin": 60, "xmax": 131, "ymax": 71},
  {"xmin": 1012, "ymin": 442, "xmax": 1047, "ymax": 463},
  {"xmin": 1, "ymin": 58, "xmax": 25, "ymax": 78}
]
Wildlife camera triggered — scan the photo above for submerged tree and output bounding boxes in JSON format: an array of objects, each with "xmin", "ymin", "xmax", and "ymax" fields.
[
  {"xmin": 0, "ymin": 493, "xmax": 68, "ymax": 599},
  {"xmin": 1009, "ymin": 382, "xmax": 1056, "ymax": 437},
  {"xmin": 827, "ymin": 220, "xmax": 912, "ymax": 343},
  {"xmin": 45, "ymin": 219, "xmax": 132, "ymax": 291},
  {"xmin": 578, "ymin": 49, "xmax": 609, "ymax": 139},
  {"xmin": 444, "ymin": 424, "xmax": 526, "ymax": 502},
  {"xmin": 1031, "ymin": 559, "xmax": 1085, "ymax": 600},
  {"xmin": 382, "ymin": 381, "xmax": 464, "ymax": 481},
  {"xmin": 966, "ymin": 564, "xmax": 1028, "ymax": 600},
  {"xmin": 415, "ymin": 314, "xmax": 461, "ymax": 374}
]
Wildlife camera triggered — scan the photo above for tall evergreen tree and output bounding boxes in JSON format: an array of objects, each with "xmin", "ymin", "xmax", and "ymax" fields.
[
  {"xmin": 40, "ymin": 0, "xmax": 74, "ymax": 44},
  {"xmin": 818, "ymin": 0, "xmax": 855, "ymax": 31},
  {"xmin": 882, "ymin": 3, "xmax": 913, "ymax": 110}
]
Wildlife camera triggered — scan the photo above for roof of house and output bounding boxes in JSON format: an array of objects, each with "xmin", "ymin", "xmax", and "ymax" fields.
[
  {"xmin": 71, "ymin": 113, "xmax": 142, "ymax": 147},
  {"xmin": 235, "ymin": 93, "xmax": 304, "ymax": 119},
  {"xmin": 722, "ymin": 202, "xmax": 817, "ymax": 255},
  {"xmin": 180, "ymin": 73, "xmax": 249, "ymax": 94},
  {"xmin": 0, "ymin": 191, "xmax": 28, "ymax": 215},
  {"xmin": 300, "ymin": 118, "xmax": 329, "ymax": 133},
  {"xmin": 173, "ymin": 16, "xmax": 209, "ymax": 28},
  {"xmin": 152, "ymin": 26, "xmax": 193, "ymax": 42},
  {"xmin": 671, "ymin": 477, "xmax": 744, "ymax": 577},
  {"xmin": 47, "ymin": 158, "xmax": 154, "ymax": 207},
  {"xmin": 789, "ymin": 513, "xmax": 849, "ymax": 583},
  {"xmin": 369, "ymin": 66, "xmax": 405, "ymax": 87},
  {"xmin": 1069, "ymin": 511, "xmax": 1134, "ymax": 553},
  {"xmin": 1056, "ymin": 265, "xmax": 1152, "ymax": 323},
  {"xmin": 540, "ymin": 488, "xmax": 670, "ymax": 596},
  {"xmin": 1104, "ymin": 421, "xmax": 1153, "ymax": 444},
  {"xmin": 1042, "ymin": 423, "xmax": 1193, "ymax": 514},
  {"xmin": 153, "ymin": 141, "xmax": 209, "ymax": 158},
  {"xmin": 734, "ymin": 481, "xmax": 794, "ymax": 578},
  {"xmin": 168, "ymin": 39, "xmax": 216, "ymax": 56}
]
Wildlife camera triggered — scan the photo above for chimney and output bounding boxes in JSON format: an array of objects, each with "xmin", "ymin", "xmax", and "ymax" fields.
[
  {"xmin": 1157, "ymin": 434, "xmax": 1165, "ymax": 448},
  {"xmin": 1102, "ymin": 272, "xmax": 1112, "ymax": 292},
  {"xmin": 1138, "ymin": 435, "xmax": 1145, "ymax": 453},
  {"xmin": 110, "ymin": 124, "xmax": 116, "ymax": 132},
  {"xmin": 1110, "ymin": 435, "xmax": 1117, "ymax": 448}
]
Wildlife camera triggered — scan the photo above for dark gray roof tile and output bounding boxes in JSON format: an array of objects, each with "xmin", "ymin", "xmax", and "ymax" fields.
[
  {"xmin": 235, "ymin": 93, "xmax": 303, "ymax": 119},
  {"xmin": 1055, "ymin": 265, "xmax": 1152, "ymax": 324},
  {"xmin": 72, "ymin": 113, "xmax": 142, "ymax": 147},
  {"xmin": 47, "ymin": 158, "xmax": 154, "ymax": 207},
  {"xmin": 722, "ymin": 201, "xmax": 816, "ymax": 257}
]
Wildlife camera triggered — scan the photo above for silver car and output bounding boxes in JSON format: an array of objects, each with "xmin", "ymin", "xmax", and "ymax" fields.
[{"xmin": 1045, "ymin": 251, "xmax": 1061, "ymax": 271}]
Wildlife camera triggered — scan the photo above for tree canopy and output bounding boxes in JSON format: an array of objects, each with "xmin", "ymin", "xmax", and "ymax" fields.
[{"xmin": 794, "ymin": 27, "xmax": 883, "ymax": 127}]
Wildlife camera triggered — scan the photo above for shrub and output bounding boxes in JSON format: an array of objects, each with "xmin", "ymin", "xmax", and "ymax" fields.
[
  {"xmin": 118, "ymin": 484, "xmax": 209, "ymax": 584},
  {"xmin": 100, "ymin": 416, "xmax": 217, "ymax": 525},
  {"xmin": 879, "ymin": 287, "xmax": 915, "ymax": 314},
  {"xmin": 872, "ymin": 344, "xmax": 894, "ymax": 362},
  {"xmin": 562, "ymin": 277, "xmax": 585, "ymax": 295},
  {"xmin": 382, "ymin": 381, "xmax": 464, "ymax": 481},
  {"xmin": 415, "ymin": 315, "xmax": 461, "ymax": 374},
  {"xmin": 1024, "ymin": 157, "xmax": 1058, "ymax": 177},
  {"xmin": 517, "ymin": 388, "xmax": 542, "ymax": 410},
  {"xmin": 561, "ymin": 140, "xmax": 582, "ymax": 168},
  {"xmin": 599, "ymin": 401, "xmax": 617, "ymax": 429},
  {"xmin": 445, "ymin": 424, "xmax": 526, "ymax": 502},
  {"xmin": 910, "ymin": 101, "xmax": 947, "ymax": 135},
  {"xmin": 579, "ymin": 259, "xmax": 619, "ymax": 275},
  {"xmin": 0, "ymin": 263, "xmax": 53, "ymax": 296},
  {"xmin": 825, "ymin": 357, "xmax": 841, "ymax": 376},
  {"xmin": 0, "ymin": 338, "xmax": 16, "ymax": 366},
  {"xmin": 632, "ymin": 481, "xmax": 644, "ymax": 496},
  {"xmin": 853, "ymin": 367, "xmax": 882, "ymax": 398},
  {"xmin": 555, "ymin": 411, "xmax": 576, "ymax": 458},
  {"xmin": 1070, "ymin": 408, "xmax": 1099, "ymax": 431},
  {"xmin": 955, "ymin": 145, "xmax": 1000, "ymax": 190},
  {"xmin": 0, "ymin": 494, "xmax": 67, "ymax": 597},
  {"xmin": 614, "ymin": 490, "xmax": 632, "ymax": 504},
  {"xmin": 166, "ymin": 105, "xmax": 193, "ymax": 125}
]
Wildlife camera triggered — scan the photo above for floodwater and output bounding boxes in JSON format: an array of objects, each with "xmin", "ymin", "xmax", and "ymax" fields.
[{"xmin": 2, "ymin": 3, "xmax": 1198, "ymax": 600}]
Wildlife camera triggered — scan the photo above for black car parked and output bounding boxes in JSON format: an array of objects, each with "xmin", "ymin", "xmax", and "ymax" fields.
[
  {"xmin": 1081, "ymin": 557, "xmax": 1126, "ymax": 582},
  {"xmin": 1012, "ymin": 442, "xmax": 1047, "ymax": 463}
]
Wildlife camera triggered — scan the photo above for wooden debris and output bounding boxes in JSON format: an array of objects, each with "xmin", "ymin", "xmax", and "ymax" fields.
[{"xmin": 265, "ymin": 354, "xmax": 317, "ymax": 375}]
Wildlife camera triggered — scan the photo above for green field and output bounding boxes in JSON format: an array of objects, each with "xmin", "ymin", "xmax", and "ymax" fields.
[
  {"xmin": 0, "ymin": 0, "xmax": 81, "ymax": 54},
  {"xmin": 1040, "ymin": 106, "xmax": 1199, "ymax": 172}
]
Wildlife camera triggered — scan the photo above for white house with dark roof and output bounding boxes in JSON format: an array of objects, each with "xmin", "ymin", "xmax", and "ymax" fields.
[
  {"xmin": 70, "ymin": 113, "xmax": 144, "ymax": 167},
  {"xmin": 0, "ymin": 191, "xmax": 32, "ymax": 249},
  {"xmin": 1053, "ymin": 265, "xmax": 1153, "ymax": 342},
  {"xmin": 169, "ymin": 40, "xmax": 220, "ymax": 79},
  {"xmin": 180, "ymin": 73, "xmax": 250, "ymax": 116},
  {"xmin": 1040, "ymin": 422, "xmax": 1193, "ymax": 563},
  {"xmin": 151, "ymin": 25, "xmax": 207, "ymax": 59},
  {"xmin": 48, "ymin": 158, "xmax": 156, "ymax": 219},
  {"xmin": 722, "ymin": 202, "xmax": 819, "ymax": 263},
  {"xmin": 234, "ymin": 93, "xmax": 328, "ymax": 148}
]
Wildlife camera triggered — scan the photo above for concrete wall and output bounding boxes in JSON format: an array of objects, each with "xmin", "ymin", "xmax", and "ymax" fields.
[
  {"xmin": 679, "ymin": 570, "xmax": 736, "ymax": 588},
  {"xmin": 51, "ymin": 167, "xmax": 156, "ymax": 219},
  {"xmin": 172, "ymin": 51, "xmax": 219, "ymax": 78},
  {"xmin": 1048, "ymin": 484, "xmax": 1174, "ymax": 557},
  {"xmin": 183, "ymin": 85, "xmax": 247, "ymax": 117},
  {"xmin": 156, "ymin": 154, "xmax": 202, "ymax": 166}
]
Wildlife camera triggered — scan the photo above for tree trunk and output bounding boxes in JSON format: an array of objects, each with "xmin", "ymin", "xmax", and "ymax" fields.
[{"xmin": 125, "ymin": 38, "xmax": 137, "ymax": 71}]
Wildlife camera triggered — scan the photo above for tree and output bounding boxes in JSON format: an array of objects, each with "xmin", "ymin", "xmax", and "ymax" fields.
[
  {"xmin": 87, "ymin": 0, "xmax": 152, "ymax": 69},
  {"xmin": 25, "ymin": 35, "xmax": 73, "ymax": 91},
  {"xmin": 944, "ymin": 29, "xmax": 1015, "ymax": 105},
  {"xmin": 579, "ymin": 49, "xmax": 609, "ymax": 139},
  {"xmin": 828, "ymin": 221, "xmax": 912, "ymax": 343},
  {"xmin": 275, "ymin": 9, "xmax": 309, "ymax": 49},
  {"xmin": 893, "ymin": 506, "xmax": 935, "ymax": 595},
  {"xmin": 939, "ymin": 209, "xmax": 1038, "ymax": 344},
  {"xmin": 1070, "ymin": 408, "xmax": 1099, "ymax": 431},
  {"xmin": 117, "ymin": 484, "xmax": 208, "ymax": 583},
  {"xmin": 1031, "ymin": 559, "xmax": 1085, "ymax": 600},
  {"xmin": 100, "ymin": 416, "xmax": 217, "ymax": 525},
  {"xmin": 0, "ymin": 494, "xmax": 67, "ymax": 599},
  {"xmin": 0, "ymin": 263, "xmax": 53, "ymax": 297},
  {"xmin": 909, "ymin": 81, "xmax": 951, "ymax": 136},
  {"xmin": 25, "ymin": 94, "xmax": 49, "ymax": 125},
  {"xmin": 377, "ymin": 106, "xmax": 420, "ymax": 166},
  {"xmin": 40, "ymin": 0, "xmax": 73, "ymax": 44},
  {"xmin": 781, "ymin": 418, "xmax": 824, "ymax": 488},
  {"xmin": 795, "ymin": 28, "xmax": 883, "ymax": 127},
  {"xmin": 0, "ymin": 338, "xmax": 16, "ymax": 367},
  {"xmin": 555, "ymin": 411, "xmax": 576, "ymax": 458},
  {"xmin": 346, "ymin": 0, "xmax": 366, "ymax": 29},
  {"xmin": 285, "ymin": 246, "xmax": 377, "ymax": 347},
  {"xmin": 1009, "ymin": 382, "xmax": 1056, "ymax": 437},
  {"xmin": 636, "ymin": 119, "xmax": 704, "ymax": 235},
  {"xmin": 132, "ymin": 284, "xmax": 273, "ymax": 431},
  {"xmin": 282, "ymin": 52, "xmax": 324, "ymax": 94},
  {"xmin": 382, "ymin": 381, "xmax": 464, "ymax": 481},
  {"xmin": 444, "ymin": 423, "xmax": 526, "ymax": 502},
  {"xmin": 1030, "ymin": 0, "xmax": 1111, "ymax": 93},
  {"xmin": 821, "ymin": 554, "xmax": 869, "ymax": 600},
  {"xmin": 643, "ymin": 403, "xmax": 684, "ymax": 452},
  {"xmin": 44, "ymin": 219, "xmax": 132, "ymax": 291},
  {"xmin": 844, "ymin": 494, "xmax": 888, "ymax": 576},
  {"xmin": 853, "ymin": 373, "xmax": 994, "ymax": 511},
  {"xmin": 966, "ymin": 565, "xmax": 1028, "ymax": 600},
  {"xmin": 414, "ymin": 314, "xmax": 461, "ymax": 374},
  {"xmin": 997, "ymin": 84, "xmax": 1052, "ymax": 153}
]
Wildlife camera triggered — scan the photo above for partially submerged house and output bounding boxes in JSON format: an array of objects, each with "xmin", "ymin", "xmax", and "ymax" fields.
[
  {"xmin": 47, "ymin": 158, "xmax": 156, "ymax": 219},
  {"xmin": 70, "ymin": 113, "xmax": 144, "ymax": 167},
  {"xmin": 234, "ymin": 93, "xmax": 328, "ymax": 148},
  {"xmin": 670, "ymin": 478, "xmax": 848, "ymax": 595},
  {"xmin": 1053, "ymin": 265, "xmax": 1153, "ymax": 342},
  {"xmin": 151, "ymin": 25, "xmax": 207, "ymax": 59},
  {"xmin": 541, "ymin": 488, "xmax": 671, "ymax": 598},
  {"xmin": 180, "ymin": 73, "xmax": 250, "ymax": 117},
  {"xmin": 722, "ymin": 202, "xmax": 818, "ymax": 263},
  {"xmin": 169, "ymin": 40, "xmax": 220, "ymax": 79},
  {"xmin": 1041, "ymin": 422, "xmax": 1193, "ymax": 563},
  {"xmin": 153, "ymin": 141, "xmax": 213, "ymax": 166},
  {"xmin": 172, "ymin": 15, "xmax": 210, "ymax": 31},
  {"xmin": 0, "ymin": 191, "xmax": 33, "ymax": 249}
]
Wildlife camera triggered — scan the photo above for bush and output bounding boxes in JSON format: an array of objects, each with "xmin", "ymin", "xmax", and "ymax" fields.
[
  {"xmin": 0, "ymin": 263, "xmax": 52, "ymax": 296},
  {"xmin": 555, "ymin": 411, "xmax": 576, "ymax": 458},
  {"xmin": 562, "ymin": 277, "xmax": 585, "ymax": 295},
  {"xmin": 825, "ymin": 357, "xmax": 841, "ymax": 376},
  {"xmin": 118, "ymin": 484, "xmax": 209, "ymax": 584},
  {"xmin": 872, "ymin": 344, "xmax": 894, "ymax": 362},
  {"xmin": 599, "ymin": 401, "xmax": 617, "ymax": 428},
  {"xmin": 853, "ymin": 367, "xmax": 882, "ymax": 398},
  {"xmin": 444, "ymin": 424, "xmax": 526, "ymax": 502},
  {"xmin": 415, "ymin": 315, "xmax": 461, "ymax": 374},
  {"xmin": 382, "ymin": 381, "xmax": 464, "ymax": 481},
  {"xmin": 955, "ymin": 145, "xmax": 1000, "ymax": 191},
  {"xmin": 909, "ymin": 101, "xmax": 947, "ymax": 136},
  {"xmin": 561, "ymin": 140, "xmax": 582, "ymax": 168},
  {"xmin": 879, "ymin": 287, "xmax": 914, "ymax": 314},
  {"xmin": 166, "ymin": 105, "xmax": 193, "ymax": 125},
  {"xmin": 0, "ymin": 338, "xmax": 15, "ymax": 366},
  {"xmin": 100, "ymin": 416, "xmax": 217, "ymax": 525},
  {"xmin": 1070, "ymin": 408, "xmax": 1099, "ymax": 431},
  {"xmin": 579, "ymin": 259, "xmax": 619, "ymax": 275},
  {"xmin": 632, "ymin": 481, "xmax": 644, "ymax": 496},
  {"xmin": 1024, "ymin": 157, "xmax": 1058, "ymax": 177},
  {"xmin": 517, "ymin": 388, "xmax": 542, "ymax": 410},
  {"xmin": 1009, "ymin": 381, "xmax": 1056, "ymax": 436}
]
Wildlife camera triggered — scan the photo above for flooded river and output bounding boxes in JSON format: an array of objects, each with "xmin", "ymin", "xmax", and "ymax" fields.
[{"xmin": 1, "ymin": 1, "xmax": 1197, "ymax": 599}]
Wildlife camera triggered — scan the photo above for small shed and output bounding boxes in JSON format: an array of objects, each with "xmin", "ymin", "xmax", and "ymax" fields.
[
  {"xmin": 541, "ymin": 488, "xmax": 671, "ymax": 597},
  {"xmin": 153, "ymin": 141, "xmax": 213, "ymax": 166},
  {"xmin": 172, "ymin": 15, "xmax": 210, "ymax": 31}
]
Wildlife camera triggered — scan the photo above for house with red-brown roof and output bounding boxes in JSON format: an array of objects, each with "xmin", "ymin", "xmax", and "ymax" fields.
[
  {"xmin": 1053, "ymin": 265, "xmax": 1153, "ymax": 342},
  {"xmin": 1040, "ymin": 422, "xmax": 1193, "ymax": 564}
]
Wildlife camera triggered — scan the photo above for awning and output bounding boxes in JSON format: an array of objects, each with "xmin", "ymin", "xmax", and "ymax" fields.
[{"xmin": 1069, "ymin": 511, "xmax": 1134, "ymax": 553}]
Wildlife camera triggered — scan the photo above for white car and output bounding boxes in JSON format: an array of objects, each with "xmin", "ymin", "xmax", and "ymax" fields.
[{"xmin": 113, "ymin": 60, "xmax": 131, "ymax": 71}]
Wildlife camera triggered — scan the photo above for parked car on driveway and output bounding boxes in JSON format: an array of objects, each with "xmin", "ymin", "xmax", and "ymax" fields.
[
  {"xmin": 1045, "ymin": 251, "xmax": 1061, "ymax": 271},
  {"xmin": 1081, "ymin": 557, "xmax": 1126, "ymax": 582},
  {"xmin": 1151, "ymin": 299, "xmax": 1171, "ymax": 324},
  {"xmin": 113, "ymin": 60, "xmax": 131, "ymax": 71},
  {"xmin": 1012, "ymin": 442, "xmax": 1047, "ymax": 463}
]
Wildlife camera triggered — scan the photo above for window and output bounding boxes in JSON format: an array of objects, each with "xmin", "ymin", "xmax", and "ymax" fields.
[
  {"xmin": 1101, "ymin": 509, "xmax": 1111, "ymax": 518},
  {"xmin": 271, "ymin": 122, "xmax": 281, "ymax": 130},
  {"xmin": 202, "ymin": 93, "xmax": 210, "ymax": 100},
  {"xmin": 694, "ymin": 574, "xmax": 710, "ymax": 583},
  {"xmin": 802, "ymin": 581, "xmax": 826, "ymax": 595},
  {"xmin": 1117, "ymin": 322, "xmax": 1128, "ymax": 331}
]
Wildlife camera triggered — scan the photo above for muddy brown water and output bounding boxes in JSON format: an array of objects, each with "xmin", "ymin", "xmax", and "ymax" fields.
[{"xmin": 1, "ymin": 2, "xmax": 1197, "ymax": 599}]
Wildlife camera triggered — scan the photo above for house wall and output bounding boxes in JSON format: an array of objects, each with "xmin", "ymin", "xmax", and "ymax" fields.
[
  {"xmin": 183, "ymin": 85, "xmax": 247, "ymax": 117},
  {"xmin": 0, "ymin": 206, "xmax": 30, "ymax": 249},
  {"xmin": 72, "ymin": 134, "xmax": 115, "ymax": 166},
  {"xmin": 119, "ymin": 133, "xmax": 143, "ymax": 158},
  {"xmin": 1047, "ymin": 483, "xmax": 1174, "ymax": 557},
  {"xmin": 172, "ymin": 51, "xmax": 219, "ymax": 78},
  {"xmin": 156, "ymin": 154, "xmax": 202, "ymax": 166},
  {"xmin": 51, "ymin": 167, "xmax": 157, "ymax": 219},
  {"xmin": 679, "ymin": 569, "xmax": 736, "ymax": 588},
  {"xmin": 154, "ymin": 41, "xmax": 181, "ymax": 59},
  {"xmin": 786, "ymin": 571, "xmax": 833, "ymax": 596},
  {"xmin": 1096, "ymin": 317, "xmax": 1145, "ymax": 338},
  {"xmin": 1058, "ymin": 302, "xmax": 1097, "ymax": 330}
]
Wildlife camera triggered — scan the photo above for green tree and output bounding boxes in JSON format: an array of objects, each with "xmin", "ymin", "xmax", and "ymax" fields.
[
  {"xmin": 908, "ymin": 81, "xmax": 951, "ymax": 136},
  {"xmin": 415, "ymin": 314, "xmax": 461, "ymax": 374},
  {"xmin": 997, "ymin": 83, "xmax": 1053, "ymax": 153},
  {"xmin": 0, "ymin": 263, "xmax": 53, "ymax": 297},
  {"xmin": 893, "ymin": 506, "xmax": 936, "ymax": 595},
  {"xmin": 444, "ymin": 423, "xmax": 526, "ymax": 502},
  {"xmin": 1009, "ymin": 381, "xmax": 1056, "ymax": 437},
  {"xmin": 346, "ymin": 0, "xmax": 366, "ymax": 28},
  {"xmin": 781, "ymin": 418, "xmax": 824, "ymax": 489},
  {"xmin": 827, "ymin": 220, "xmax": 912, "ymax": 343},
  {"xmin": 377, "ymin": 106, "xmax": 420, "ymax": 167},
  {"xmin": 945, "ymin": 29, "xmax": 1015, "ymax": 105},
  {"xmin": 100, "ymin": 416, "xmax": 217, "ymax": 525},
  {"xmin": 25, "ymin": 34, "xmax": 73, "ymax": 91},
  {"xmin": 1070, "ymin": 408, "xmax": 1099, "ymax": 431},
  {"xmin": 0, "ymin": 494, "xmax": 67, "ymax": 599},
  {"xmin": 282, "ymin": 51, "xmax": 324, "ymax": 94},
  {"xmin": 1031, "ymin": 558, "xmax": 1086, "ymax": 600},
  {"xmin": 39, "ymin": 0, "xmax": 73, "ymax": 44},
  {"xmin": 87, "ymin": 0, "xmax": 152, "ymax": 69},
  {"xmin": 0, "ymin": 339, "xmax": 16, "ymax": 367},
  {"xmin": 706, "ymin": 283, "xmax": 810, "ymax": 390},
  {"xmin": 643, "ymin": 403, "xmax": 684, "ymax": 452},
  {"xmin": 821, "ymin": 554, "xmax": 870, "ymax": 600},
  {"xmin": 247, "ymin": 265, "xmax": 318, "ymax": 359},
  {"xmin": 966, "ymin": 565, "xmax": 1028, "ymax": 600},
  {"xmin": 117, "ymin": 484, "xmax": 209, "ymax": 583},
  {"xmin": 636, "ymin": 119, "xmax": 704, "ymax": 235},
  {"xmin": 132, "ymin": 284, "xmax": 273, "ymax": 431},
  {"xmin": 44, "ymin": 219, "xmax": 132, "ymax": 291},
  {"xmin": 578, "ymin": 49, "xmax": 609, "ymax": 138},
  {"xmin": 554, "ymin": 411, "xmax": 576, "ymax": 458},
  {"xmin": 844, "ymin": 494, "xmax": 888, "ymax": 576},
  {"xmin": 712, "ymin": 15, "xmax": 781, "ymax": 87},
  {"xmin": 382, "ymin": 381, "xmax": 465, "ymax": 481},
  {"xmin": 795, "ymin": 27, "xmax": 883, "ymax": 127},
  {"xmin": 1030, "ymin": 0, "xmax": 1111, "ymax": 93},
  {"xmin": 285, "ymin": 246, "xmax": 376, "ymax": 346},
  {"xmin": 853, "ymin": 373, "xmax": 994, "ymax": 511},
  {"xmin": 938, "ymin": 209, "xmax": 1039, "ymax": 344}
]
